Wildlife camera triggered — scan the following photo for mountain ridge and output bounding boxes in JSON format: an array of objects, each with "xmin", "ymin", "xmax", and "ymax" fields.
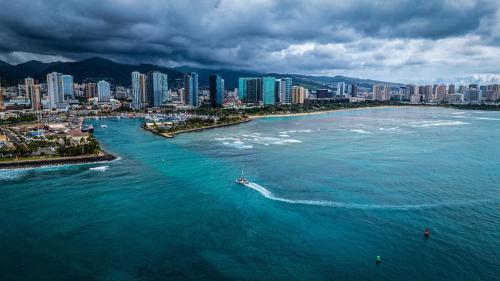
[{"xmin": 0, "ymin": 57, "xmax": 402, "ymax": 89}]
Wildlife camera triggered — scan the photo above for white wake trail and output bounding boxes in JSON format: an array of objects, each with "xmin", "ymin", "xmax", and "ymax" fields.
[{"xmin": 243, "ymin": 182, "xmax": 490, "ymax": 210}]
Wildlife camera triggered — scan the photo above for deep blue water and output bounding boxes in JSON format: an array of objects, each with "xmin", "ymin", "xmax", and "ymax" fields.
[{"xmin": 0, "ymin": 107, "xmax": 499, "ymax": 281}]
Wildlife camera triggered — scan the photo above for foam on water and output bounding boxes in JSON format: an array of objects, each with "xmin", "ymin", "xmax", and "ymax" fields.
[
  {"xmin": 243, "ymin": 182, "xmax": 491, "ymax": 210},
  {"xmin": 350, "ymin": 129, "xmax": 371, "ymax": 134},
  {"xmin": 411, "ymin": 120, "xmax": 470, "ymax": 127},
  {"xmin": 89, "ymin": 166, "xmax": 109, "ymax": 172}
]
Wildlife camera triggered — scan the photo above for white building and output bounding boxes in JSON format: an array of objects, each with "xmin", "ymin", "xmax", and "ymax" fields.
[{"xmin": 97, "ymin": 80, "xmax": 111, "ymax": 102}]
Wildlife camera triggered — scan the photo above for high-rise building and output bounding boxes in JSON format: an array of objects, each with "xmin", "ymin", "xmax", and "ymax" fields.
[
  {"xmin": 435, "ymin": 84, "xmax": 446, "ymax": 101},
  {"xmin": 25, "ymin": 77, "xmax": 35, "ymax": 104},
  {"xmin": 32, "ymin": 85, "xmax": 41, "ymax": 110},
  {"xmin": 262, "ymin": 77, "xmax": 276, "ymax": 105},
  {"xmin": 274, "ymin": 79, "xmax": 282, "ymax": 103},
  {"xmin": 97, "ymin": 80, "xmax": 111, "ymax": 102},
  {"xmin": 423, "ymin": 85, "xmax": 433, "ymax": 102},
  {"xmin": 147, "ymin": 72, "xmax": 168, "ymax": 107},
  {"xmin": 238, "ymin": 77, "xmax": 262, "ymax": 104},
  {"xmin": 336, "ymin": 82, "xmax": 346, "ymax": 98},
  {"xmin": 209, "ymin": 74, "xmax": 224, "ymax": 108},
  {"xmin": 351, "ymin": 84, "xmax": 358, "ymax": 97},
  {"xmin": 448, "ymin": 84, "xmax": 455, "ymax": 95},
  {"xmin": 184, "ymin": 72, "xmax": 199, "ymax": 107},
  {"xmin": 131, "ymin": 71, "xmax": 145, "ymax": 110},
  {"xmin": 85, "ymin": 83, "xmax": 97, "ymax": 99},
  {"xmin": 47, "ymin": 72, "xmax": 64, "ymax": 109},
  {"xmin": 282, "ymin": 78, "xmax": 292, "ymax": 104},
  {"xmin": 292, "ymin": 86, "xmax": 305, "ymax": 104},
  {"xmin": 61, "ymin": 75, "xmax": 74, "ymax": 98},
  {"xmin": 372, "ymin": 84, "xmax": 390, "ymax": 101}
]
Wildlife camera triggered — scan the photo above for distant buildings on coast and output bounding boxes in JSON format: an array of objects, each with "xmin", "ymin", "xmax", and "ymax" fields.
[{"xmin": 0, "ymin": 69, "xmax": 499, "ymax": 116}]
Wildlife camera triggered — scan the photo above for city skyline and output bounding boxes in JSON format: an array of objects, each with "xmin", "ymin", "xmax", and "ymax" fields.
[{"xmin": 0, "ymin": 1, "xmax": 499, "ymax": 85}]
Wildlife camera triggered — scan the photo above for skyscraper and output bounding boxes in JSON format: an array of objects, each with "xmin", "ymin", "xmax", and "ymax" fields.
[
  {"xmin": 336, "ymin": 82, "xmax": 346, "ymax": 98},
  {"xmin": 209, "ymin": 74, "xmax": 224, "ymax": 108},
  {"xmin": 262, "ymin": 77, "xmax": 276, "ymax": 105},
  {"xmin": 282, "ymin": 78, "xmax": 292, "ymax": 104},
  {"xmin": 184, "ymin": 72, "xmax": 199, "ymax": 107},
  {"xmin": 131, "ymin": 71, "xmax": 144, "ymax": 110},
  {"xmin": 32, "ymin": 85, "xmax": 41, "ymax": 110},
  {"xmin": 47, "ymin": 72, "xmax": 63, "ymax": 109},
  {"xmin": 351, "ymin": 84, "xmax": 358, "ymax": 97},
  {"xmin": 97, "ymin": 80, "xmax": 111, "ymax": 102},
  {"xmin": 61, "ymin": 75, "xmax": 74, "ymax": 98},
  {"xmin": 238, "ymin": 77, "xmax": 262, "ymax": 104},
  {"xmin": 274, "ymin": 79, "xmax": 282, "ymax": 103},
  {"xmin": 147, "ymin": 72, "xmax": 169, "ymax": 107},
  {"xmin": 25, "ymin": 77, "xmax": 35, "ymax": 104}
]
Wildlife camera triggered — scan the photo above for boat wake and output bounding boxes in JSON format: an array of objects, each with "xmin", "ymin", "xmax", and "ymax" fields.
[{"xmin": 243, "ymin": 182, "xmax": 490, "ymax": 210}]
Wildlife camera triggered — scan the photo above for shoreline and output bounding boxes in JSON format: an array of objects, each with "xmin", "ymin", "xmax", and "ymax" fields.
[
  {"xmin": 248, "ymin": 105, "xmax": 401, "ymax": 119},
  {"xmin": 0, "ymin": 152, "xmax": 117, "ymax": 170},
  {"xmin": 143, "ymin": 118, "xmax": 252, "ymax": 138}
]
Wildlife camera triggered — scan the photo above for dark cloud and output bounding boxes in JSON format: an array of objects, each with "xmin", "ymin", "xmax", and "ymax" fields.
[{"xmin": 0, "ymin": 0, "xmax": 499, "ymax": 82}]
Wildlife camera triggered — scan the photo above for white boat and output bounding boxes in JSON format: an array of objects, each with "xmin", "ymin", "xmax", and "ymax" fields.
[
  {"xmin": 100, "ymin": 125, "xmax": 107, "ymax": 128},
  {"xmin": 235, "ymin": 166, "xmax": 249, "ymax": 185}
]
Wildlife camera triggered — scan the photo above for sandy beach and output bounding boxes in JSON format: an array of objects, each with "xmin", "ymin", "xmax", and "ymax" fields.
[{"xmin": 248, "ymin": 105, "xmax": 401, "ymax": 119}]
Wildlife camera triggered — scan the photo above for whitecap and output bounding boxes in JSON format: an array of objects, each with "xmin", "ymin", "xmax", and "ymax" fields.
[
  {"xmin": 412, "ymin": 121, "xmax": 470, "ymax": 127},
  {"xmin": 350, "ymin": 129, "xmax": 371, "ymax": 134},
  {"xmin": 89, "ymin": 166, "xmax": 109, "ymax": 172}
]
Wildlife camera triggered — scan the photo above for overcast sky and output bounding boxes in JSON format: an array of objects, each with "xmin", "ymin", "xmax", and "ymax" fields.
[{"xmin": 1, "ymin": 0, "xmax": 499, "ymax": 84}]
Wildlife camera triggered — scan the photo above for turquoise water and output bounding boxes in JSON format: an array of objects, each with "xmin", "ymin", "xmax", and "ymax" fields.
[{"xmin": 1, "ymin": 107, "xmax": 499, "ymax": 280}]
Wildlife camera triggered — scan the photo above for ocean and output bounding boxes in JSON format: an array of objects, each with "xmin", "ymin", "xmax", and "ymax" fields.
[{"xmin": 0, "ymin": 107, "xmax": 499, "ymax": 280}]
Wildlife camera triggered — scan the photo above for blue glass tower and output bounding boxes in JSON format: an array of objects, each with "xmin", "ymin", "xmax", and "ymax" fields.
[
  {"xmin": 262, "ymin": 77, "xmax": 276, "ymax": 105},
  {"xmin": 184, "ymin": 72, "xmax": 199, "ymax": 107},
  {"xmin": 209, "ymin": 75, "xmax": 224, "ymax": 107}
]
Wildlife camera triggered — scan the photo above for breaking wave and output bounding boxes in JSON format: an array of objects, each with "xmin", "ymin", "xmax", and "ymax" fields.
[{"xmin": 89, "ymin": 166, "xmax": 109, "ymax": 172}]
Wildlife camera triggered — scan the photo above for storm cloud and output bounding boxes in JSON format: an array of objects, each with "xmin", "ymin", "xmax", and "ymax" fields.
[{"xmin": 0, "ymin": 0, "xmax": 499, "ymax": 83}]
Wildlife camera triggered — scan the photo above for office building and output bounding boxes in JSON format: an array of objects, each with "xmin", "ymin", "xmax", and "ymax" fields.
[
  {"xmin": 184, "ymin": 72, "xmax": 199, "ymax": 107},
  {"xmin": 97, "ymin": 80, "xmax": 111, "ymax": 102}
]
